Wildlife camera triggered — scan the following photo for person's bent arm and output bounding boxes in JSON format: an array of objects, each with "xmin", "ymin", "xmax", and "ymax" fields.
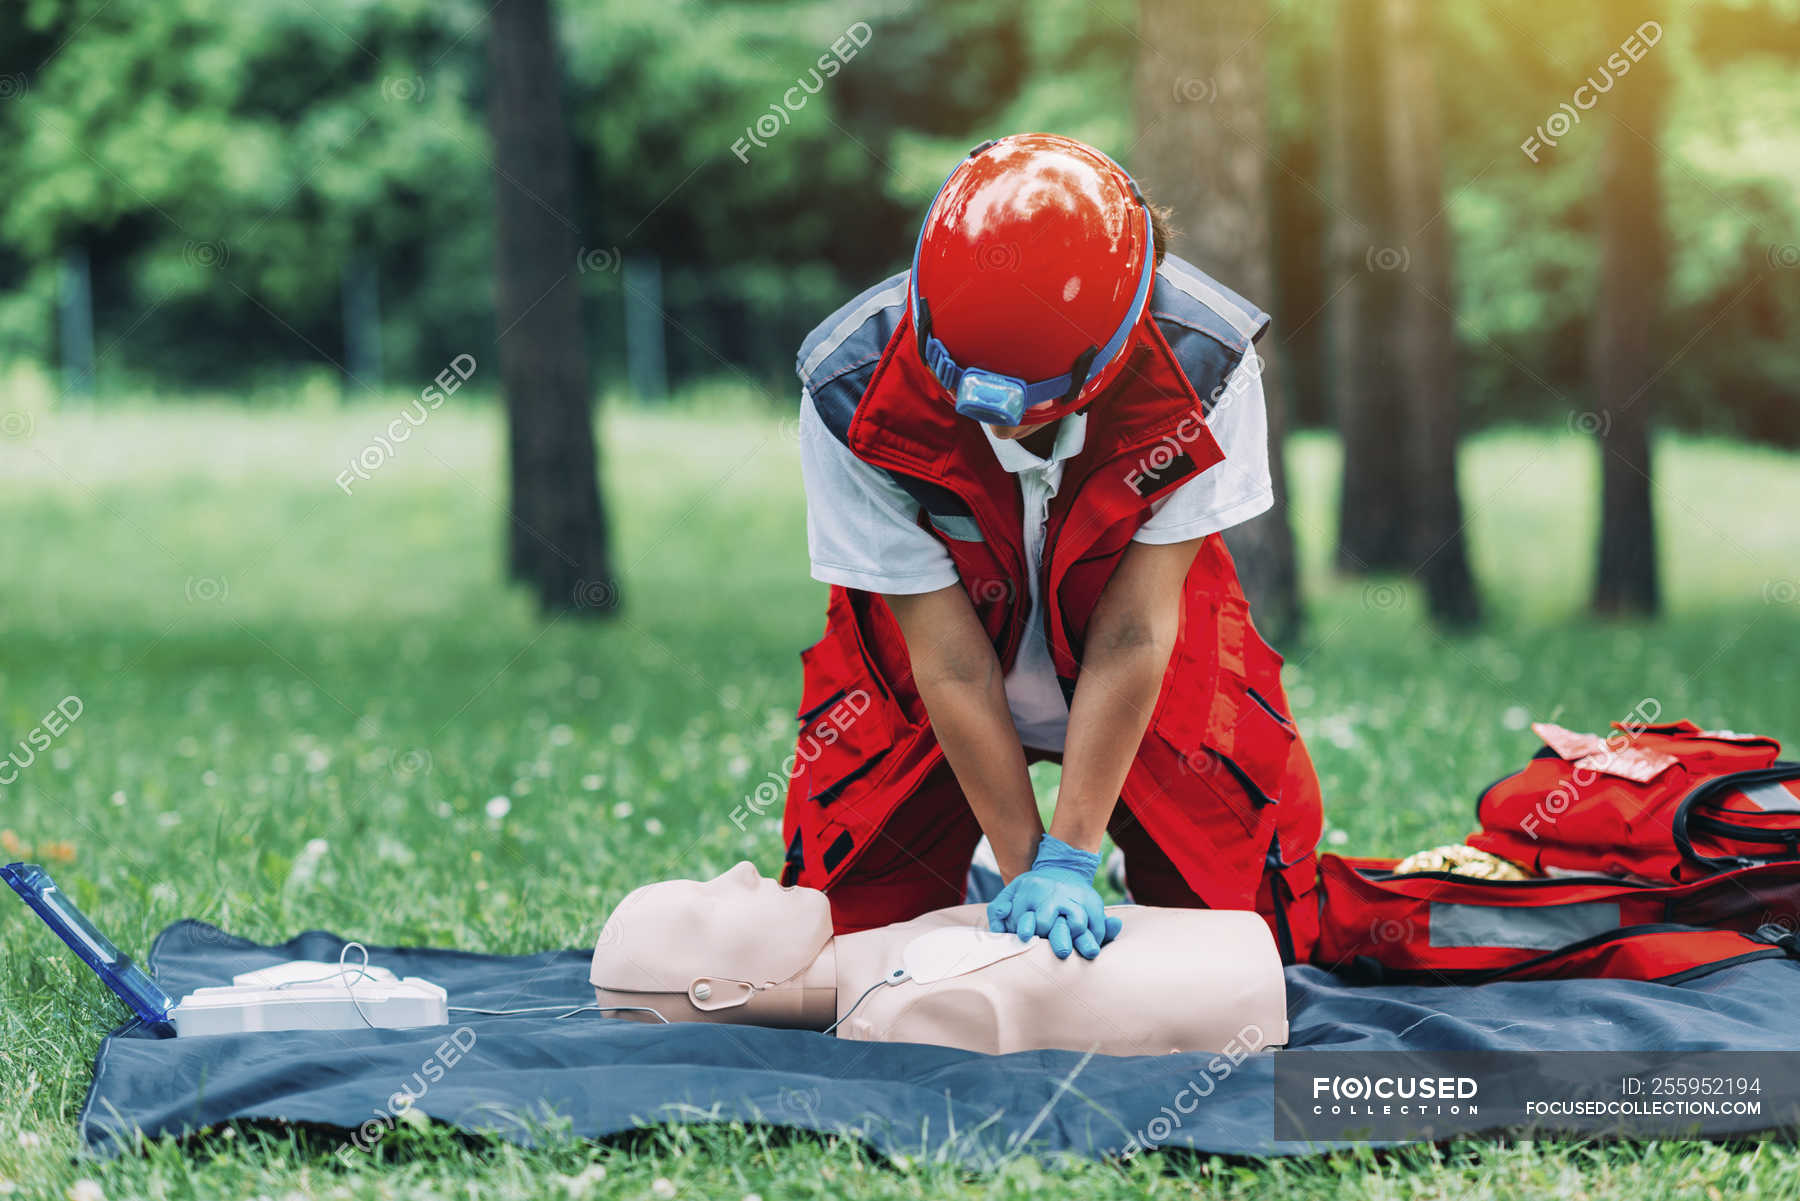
[
  {"xmin": 883, "ymin": 584, "xmax": 1043, "ymax": 882},
  {"xmin": 1051, "ymin": 536, "xmax": 1205, "ymax": 853}
]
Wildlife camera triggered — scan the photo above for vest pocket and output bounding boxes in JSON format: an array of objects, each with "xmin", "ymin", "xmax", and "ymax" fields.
[
  {"xmin": 1203, "ymin": 673, "xmax": 1299, "ymax": 810},
  {"xmin": 1150, "ymin": 594, "xmax": 1298, "ymax": 829},
  {"xmin": 793, "ymin": 594, "xmax": 907, "ymax": 811}
]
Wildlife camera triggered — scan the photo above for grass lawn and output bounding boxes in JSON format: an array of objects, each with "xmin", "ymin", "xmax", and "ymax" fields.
[{"xmin": 1, "ymin": 397, "xmax": 1797, "ymax": 1199}]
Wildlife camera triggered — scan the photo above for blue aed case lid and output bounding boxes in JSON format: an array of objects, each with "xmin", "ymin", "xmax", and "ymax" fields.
[{"xmin": 2, "ymin": 862, "xmax": 176, "ymax": 1028}]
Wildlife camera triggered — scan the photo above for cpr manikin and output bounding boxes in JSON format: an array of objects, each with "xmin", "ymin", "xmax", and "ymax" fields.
[{"xmin": 589, "ymin": 862, "xmax": 1288, "ymax": 1056}]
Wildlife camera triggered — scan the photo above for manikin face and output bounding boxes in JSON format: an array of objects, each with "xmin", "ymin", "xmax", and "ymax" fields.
[
  {"xmin": 591, "ymin": 862, "xmax": 834, "ymax": 995},
  {"xmin": 692, "ymin": 859, "xmax": 801, "ymax": 913}
]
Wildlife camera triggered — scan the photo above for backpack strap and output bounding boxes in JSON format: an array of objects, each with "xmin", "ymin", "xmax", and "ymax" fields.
[{"xmin": 1672, "ymin": 761, "xmax": 1800, "ymax": 873}]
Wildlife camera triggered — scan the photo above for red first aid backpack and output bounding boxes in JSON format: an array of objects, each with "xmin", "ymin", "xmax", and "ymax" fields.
[
  {"xmin": 1468, "ymin": 720, "xmax": 1800, "ymax": 882},
  {"xmin": 1312, "ymin": 718, "xmax": 1800, "ymax": 983}
]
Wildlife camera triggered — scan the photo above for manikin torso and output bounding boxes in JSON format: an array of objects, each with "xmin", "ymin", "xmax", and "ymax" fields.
[
  {"xmin": 589, "ymin": 863, "xmax": 1288, "ymax": 1057},
  {"xmin": 830, "ymin": 904, "xmax": 1286, "ymax": 1055}
]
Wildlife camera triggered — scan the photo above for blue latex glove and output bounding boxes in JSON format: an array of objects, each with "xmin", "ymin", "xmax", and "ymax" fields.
[{"xmin": 986, "ymin": 834, "xmax": 1123, "ymax": 960}]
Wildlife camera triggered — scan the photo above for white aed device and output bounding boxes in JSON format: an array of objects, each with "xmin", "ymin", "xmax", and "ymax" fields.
[
  {"xmin": 2, "ymin": 862, "xmax": 449, "ymax": 1039},
  {"xmin": 170, "ymin": 956, "xmax": 449, "ymax": 1038}
]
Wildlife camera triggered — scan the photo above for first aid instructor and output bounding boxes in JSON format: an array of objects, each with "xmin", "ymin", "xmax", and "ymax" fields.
[{"xmin": 778, "ymin": 133, "xmax": 1324, "ymax": 963}]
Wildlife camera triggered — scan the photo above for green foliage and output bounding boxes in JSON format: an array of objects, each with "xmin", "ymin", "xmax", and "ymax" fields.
[
  {"xmin": 0, "ymin": 0, "xmax": 495, "ymax": 388},
  {"xmin": 1, "ymin": 0, "xmax": 1798, "ymax": 432}
]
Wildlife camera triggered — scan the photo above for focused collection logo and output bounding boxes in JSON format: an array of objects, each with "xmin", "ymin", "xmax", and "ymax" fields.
[{"xmin": 1308, "ymin": 1073, "xmax": 1480, "ymax": 1116}]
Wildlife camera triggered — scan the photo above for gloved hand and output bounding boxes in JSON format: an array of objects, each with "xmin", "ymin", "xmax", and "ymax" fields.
[{"xmin": 986, "ymin": 834, "xmax": 1123, "ymax": 960}]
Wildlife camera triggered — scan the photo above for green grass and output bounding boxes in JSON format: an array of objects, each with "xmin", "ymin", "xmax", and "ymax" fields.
[{"xmin": 0, "ymin": 398, "xmax": 1797, "ymax": 1199}]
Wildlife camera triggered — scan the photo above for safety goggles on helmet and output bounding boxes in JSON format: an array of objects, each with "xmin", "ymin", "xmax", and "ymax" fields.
[{"xmin": 909, "ymin": 141, "xmax": 1157, "ymax": 426}]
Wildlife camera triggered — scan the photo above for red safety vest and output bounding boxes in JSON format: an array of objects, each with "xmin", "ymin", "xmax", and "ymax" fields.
[{"xmin": 781, "ymin": 280, "xmax": 1322, "ymax": 959}]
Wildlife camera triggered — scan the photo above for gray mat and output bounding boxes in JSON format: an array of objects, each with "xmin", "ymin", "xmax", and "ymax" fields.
[{"xmin": 77, "ymin": 920, "xmax": 1800, "ymax": 1161}]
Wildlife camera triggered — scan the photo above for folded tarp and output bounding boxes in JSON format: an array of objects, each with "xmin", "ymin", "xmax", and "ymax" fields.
[{"xmin": 79, "ymin": 920, "xmax": 1800, "ymax": 1161}]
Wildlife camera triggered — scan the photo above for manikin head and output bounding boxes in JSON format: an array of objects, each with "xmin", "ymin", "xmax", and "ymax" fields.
[{"xmin": 589, "ymin": 861, "xmax": 838, "ymax": 1028}]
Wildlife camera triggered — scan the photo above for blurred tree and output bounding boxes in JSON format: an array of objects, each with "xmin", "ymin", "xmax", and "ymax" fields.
[
  {"xmin": 1590, "ymin": 2, "xmax": 1667, "ymax": 617},
  {"xmin": 1328, "ymin": 0, "xmax": 1411, "ymax": 573},
  {"xmin": 1134, "ymin": 0, "xmax": 1303, "ymax": 646},
  {"xmin": 1663, "ymin": 54, "xmax": 1800, "ymax": 449},
  {"xmin": 1382, "ymin": 0, "xmax": 1480, "ymax": 626},
  {"xmin": 487, "ymin": 0, "xmax": 618, "ymax": 615},
  {"xmin": 1265, "ymin": 0, "xmax": 1334, "ymax": 429}
]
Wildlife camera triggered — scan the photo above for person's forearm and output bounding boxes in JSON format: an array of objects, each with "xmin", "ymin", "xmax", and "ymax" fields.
[
  {"xmin": 914, "ymin": 667, "xmax": 1044, "ymax": 881},
  {"xmin": 1051, "ymin": 613, "xmax": 1177, "ymax": 854},
  {"xmin": 884, "ymin": 586, "xmax": 1046, "ymax": 882}
]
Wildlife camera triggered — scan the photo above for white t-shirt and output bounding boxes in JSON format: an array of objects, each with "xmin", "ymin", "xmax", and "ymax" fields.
[{"xmin": 799, "ymin": 353, "xmax": 1273, "ymax": 751}]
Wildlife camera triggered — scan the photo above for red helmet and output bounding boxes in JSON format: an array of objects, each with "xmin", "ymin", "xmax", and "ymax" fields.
[{"xmin": 909, "ymin": 132, "xmax": 1156, "ymax": 425}]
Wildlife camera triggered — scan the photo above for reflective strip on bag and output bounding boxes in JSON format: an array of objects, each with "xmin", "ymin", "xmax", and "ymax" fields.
[
  {"xmin": 1428, "ymin": 901, "xmax": 1624, "ymax": 949},
  {"xmin": 1740, "ymin": 782, "xmax": 1800, "ymax": 814}
]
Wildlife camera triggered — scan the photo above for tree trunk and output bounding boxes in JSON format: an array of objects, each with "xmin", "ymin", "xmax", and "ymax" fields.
[
  {"xmin": 1270, "ymin": 32, "xmax": 1331, "ymax": 429},
  {"xmin": 1134, "ymin": 0, "xmax": 1304, "ymax": 648},
  {"xmin": 1591, "ymin": 4, "xmax": 1665, "ymax": 617},
  {"xmin": 1329, "ymin": 0, "xmax": 1411, "ymax": 572},
  {"xmin": 486, "ymin": 0, "xmax": 619, "ymax": 615},
  {"xmin": 1381, "ymin": 0, "xmax": 1481, "ymax": 626}
]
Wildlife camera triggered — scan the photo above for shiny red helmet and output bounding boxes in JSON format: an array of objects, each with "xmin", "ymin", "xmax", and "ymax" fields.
[{"xmin": 909, "ymin": 133, "xmax": 1156, "ymax": 425}]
